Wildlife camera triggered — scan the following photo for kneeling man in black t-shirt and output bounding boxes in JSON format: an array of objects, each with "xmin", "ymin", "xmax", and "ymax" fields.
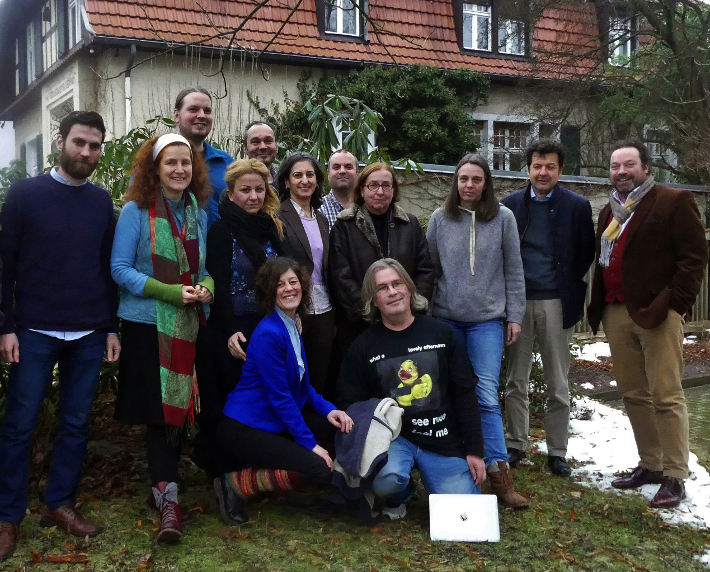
[{"xmin": 337, "ymin": 258, "xmax": 485, "ymax": 520}]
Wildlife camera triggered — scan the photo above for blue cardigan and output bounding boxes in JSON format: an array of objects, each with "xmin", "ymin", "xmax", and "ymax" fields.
[
  {"xmin": 111, "ymin": 199, "xmax": 210, "ymax": 325},
  {"xmin": 223, "ymin": 311, "xmax": 336, "ymax": 449}
]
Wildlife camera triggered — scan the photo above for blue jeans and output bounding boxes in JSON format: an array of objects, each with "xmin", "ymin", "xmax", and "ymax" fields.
[
  {"xmin": 0, "ymin": 329, "xmax": 106, "ymax": 523},
  {"xmin": 439, "ymin": 318, "xmax": 506, "ymax": 467},
  {"xmin": 372, "ymin": 436, "xmax": 480, "ymax": 503}
]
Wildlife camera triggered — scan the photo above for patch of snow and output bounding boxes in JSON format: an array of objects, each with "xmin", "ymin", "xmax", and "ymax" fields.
[
  {"xmin": 609, "ymin": 380, "xmax": 617, "ymax": 387},
  {"xmin": 575, "ymin": 341, "xmax": 611, "ymax": 363},
  {"xmin": 534, "ymin": 398, "xmax": 710, "ymax": 565},
  {"xmin": 580, "ymin": 383, "xmax": 595, "ymax": 390}
]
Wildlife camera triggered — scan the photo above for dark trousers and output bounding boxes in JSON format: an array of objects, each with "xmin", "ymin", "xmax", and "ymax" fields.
[
  {"xmin": 217, "ymin": 411, "xmax": 335, "ymax": 484},
  {"xmin": 302, "ymin": 310, "xmax": 335, "ymax": 399},
  {"xmin": 0, "ymin": 329, "xmax": 106, "ymax": 523}
]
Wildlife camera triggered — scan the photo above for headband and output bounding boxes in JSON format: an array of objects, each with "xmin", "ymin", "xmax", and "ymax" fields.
[{"xmin": 153, "ymin": 134, "xmax": 193, "ymax": 161}]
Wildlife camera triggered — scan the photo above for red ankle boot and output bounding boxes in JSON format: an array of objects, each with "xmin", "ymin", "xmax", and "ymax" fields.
[{"xmin": 152, "ymin": 482, "xmax": 182, "ymax": 544}]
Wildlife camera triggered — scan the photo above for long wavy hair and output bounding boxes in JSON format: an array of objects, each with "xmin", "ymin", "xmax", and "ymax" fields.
[
  {"xmin": 124, "ymin": 136, "xmax": 210, "ymax": 208},
  {"xmin": 224, "ymin": 158, "xmax": 284, "ymax": 238},
  {"xmin": 443, "ymin": 153, "xmax": 499, "ymax": 222}
]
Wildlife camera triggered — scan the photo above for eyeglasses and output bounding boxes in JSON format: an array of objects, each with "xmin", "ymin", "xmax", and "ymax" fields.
[{"xmin": 365, "ymin": 182, "xmax": 393, "ymax": 192}]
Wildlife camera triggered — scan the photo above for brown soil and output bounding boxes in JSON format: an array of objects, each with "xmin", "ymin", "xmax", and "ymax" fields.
[{"xmin": 571, "ymin": 334, "xmax": 710, "ymax": 395}]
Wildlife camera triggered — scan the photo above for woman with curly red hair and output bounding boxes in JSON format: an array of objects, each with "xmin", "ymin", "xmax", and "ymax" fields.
[{"xmin": 110, "ymin": 134, "xmax": 213, "ymax": 544}]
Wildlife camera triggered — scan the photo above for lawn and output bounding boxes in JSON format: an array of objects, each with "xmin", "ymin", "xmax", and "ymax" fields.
[{"xmin": 4, "ymin": 393, "xmax": 709, "ymax": 572}]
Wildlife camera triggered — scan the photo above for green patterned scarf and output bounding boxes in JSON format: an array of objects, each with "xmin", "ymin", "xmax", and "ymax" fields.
[{"xmin": 149, "ymin": 189, "xmax": 203, "ymax": 431}]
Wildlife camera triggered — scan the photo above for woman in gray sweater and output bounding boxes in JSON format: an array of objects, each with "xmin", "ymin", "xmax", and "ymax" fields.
[{"xmin": 427, "ymin": 153, "xmax": 527, "ymax": 509}]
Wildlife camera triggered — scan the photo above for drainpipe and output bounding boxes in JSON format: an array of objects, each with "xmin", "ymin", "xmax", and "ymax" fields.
[{"xmin": 125, "ymin": 44, "xmax": 136, "ymax": 134}]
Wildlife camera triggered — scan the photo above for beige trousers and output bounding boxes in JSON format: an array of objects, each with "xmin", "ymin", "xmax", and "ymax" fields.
[
  {"xmin": 505, "ymin": 299, "xmax": 573, "ymax": 457},
  {"xmin": 602, "ymin": 303, "xmax": 689, "ymax": 479}
]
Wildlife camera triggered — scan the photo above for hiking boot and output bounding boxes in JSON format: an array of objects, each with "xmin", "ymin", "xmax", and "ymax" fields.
[
  {"xmin": 152, "ymin": 481, "xmax": 182, "ymax": 544},
  {"xmin": 487, "ymin": 461, "xmax": 529, "ymax": 509}
]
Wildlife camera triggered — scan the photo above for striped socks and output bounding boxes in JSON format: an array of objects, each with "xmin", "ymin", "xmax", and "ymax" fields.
[{"xmin": 227, "ymin": 468, "xmax": 302, "ymax": 499}]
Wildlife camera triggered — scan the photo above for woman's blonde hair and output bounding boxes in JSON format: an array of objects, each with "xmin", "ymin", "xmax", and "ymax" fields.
[{"xmin": 224, "ymin": 158, "xmax": 283, "ymax": 237}]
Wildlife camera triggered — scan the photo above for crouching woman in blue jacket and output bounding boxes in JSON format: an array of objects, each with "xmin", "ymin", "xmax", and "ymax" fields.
[{"xmin": 215, "ymin": 257, "xmax": 353, "ymax": 524}]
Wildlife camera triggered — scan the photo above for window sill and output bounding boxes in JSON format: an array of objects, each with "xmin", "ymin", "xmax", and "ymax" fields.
[
  {"xmin": 321, "ymin": 32, "xmax": 368, "ymax": 43},
  {"xmin": 460, "ymin": 48, "xmax": 530, "ymax": 61}
]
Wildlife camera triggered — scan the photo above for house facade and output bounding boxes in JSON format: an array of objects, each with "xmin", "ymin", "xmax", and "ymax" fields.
[{"xmin": 0, "ymin": 0, "xmax": 617, "ymax": 176}]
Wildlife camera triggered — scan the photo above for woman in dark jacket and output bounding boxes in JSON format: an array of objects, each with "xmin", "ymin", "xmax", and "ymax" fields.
[
  {"xmin": 276, "ymin": 153, "xmax": 335, "ymax": 397},
  {"xmin": 328, "ymin": 162, "xmax": 434, "ymax": 348},
  {"xmin": 193, "ymin": 159, "xmax": 290, "ymax": 478},
  {"xmin": 205, "ymin": 159, "xmax": 289, "ymax": 406}
]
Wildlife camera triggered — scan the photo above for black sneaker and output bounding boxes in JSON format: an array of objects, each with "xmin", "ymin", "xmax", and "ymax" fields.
[
  {"xmin": 507, "ymin": 448, "xmax": 527, "ymax": 468},
  {"xmin": 214, "ymin": 476, "xmax": 247, "ymax": 525},
  {"xmin": 548, "ymin": 456, "xmax": 572, "ymax": 477}
]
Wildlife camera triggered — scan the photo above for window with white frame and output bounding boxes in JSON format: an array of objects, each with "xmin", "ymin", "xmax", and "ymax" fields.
[
  {"xmin": 463, "ymin": 4, "xmax": 491, "ymax": 51},
  {"xmin": 492, "ymin": 122, "xmax": 529, "ymax": 171},
  {"xmin": 645, "ymin": 129, "xmax": 675, "ymax": 182},
  {"xmin": 15, "ymin": 39, "xmax": 21, "ymax": 96},
  {"xmin": 609, "ymin": 16, "xmax": 637, "ymax": 64},
  {"xmin": 42, "ymin": 0, "xmax": 59, "ymax": 71},
  {"xmin": 325, "ymin": 0, "xmax": 360, "ymax": 37},
  {"xmin": 498, "ymin": 18, "xmax": 525, "ymax": 55},
  {"xmin": 26, "ymin": 22, "xmax": 37, "ymax": 84},
  {"xmin": 462, "ymin": 1, "xmax": 527, "ymax": 55},
  {"xmin": 332, "ymin": 115, "xmax": 376, "ymax": 155},
  {"xmin": 68, "ymin": 0, "xmax": 83, "ymax": 47}
]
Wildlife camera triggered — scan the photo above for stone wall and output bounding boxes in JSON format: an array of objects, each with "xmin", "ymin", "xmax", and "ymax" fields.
[{"xmin": 396, "ymin": 168, "xmax": 710, "ymax": 230}]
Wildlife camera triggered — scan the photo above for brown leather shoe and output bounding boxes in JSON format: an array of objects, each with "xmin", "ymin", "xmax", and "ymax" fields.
[
  {"xmin": 650, "ymin": 477, "xmax": 686, "ymax": 509},
  {"xmin": 611, "ymin": 466, "xmax": 663, "ymax": 489},
  {"xmin": 0, "ymin": 522, "xmax": 18, "ymax": 562},
  {"xmin": 40, "ymin": 505, "xmax": 101, "ymax": 537}
]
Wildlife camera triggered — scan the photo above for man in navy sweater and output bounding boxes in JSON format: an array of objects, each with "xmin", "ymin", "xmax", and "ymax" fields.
[
  {"xmin": 0, "ymin": 111, "xmax": 120, "ymax": 561},
  {"xmin": 501, "ymin": 140, "xmax": 595, "ymax": 478}
]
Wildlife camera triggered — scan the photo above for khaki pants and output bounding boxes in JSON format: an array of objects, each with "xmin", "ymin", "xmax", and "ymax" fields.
[
  {"xmin": 505, "ymin": 299, "xmax": 573, "ymax": 457},
  {"xmin": 602, "ymin": 303, "xmax": 689, "ymax": 479}
]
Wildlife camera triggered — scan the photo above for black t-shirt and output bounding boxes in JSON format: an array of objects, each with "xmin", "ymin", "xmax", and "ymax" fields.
[{"xmin": 337, "ymin": 315, "xmax": 483, "ymax": 458}]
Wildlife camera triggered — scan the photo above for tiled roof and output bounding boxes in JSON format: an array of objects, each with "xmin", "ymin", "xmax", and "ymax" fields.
[{"xmin": 85, "ymin": 0, "xmax": 602, "ymax": 79}]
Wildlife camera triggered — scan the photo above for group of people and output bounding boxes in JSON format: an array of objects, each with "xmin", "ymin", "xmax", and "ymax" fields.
[{"xmin": 0, "ymin": 85, "xmax": 706, "ymax": 560}]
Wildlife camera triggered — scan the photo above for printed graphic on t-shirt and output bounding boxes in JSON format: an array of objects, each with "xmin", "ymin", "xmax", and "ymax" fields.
[{"xmin": 375, "ymin": 349, "xmax": 441, "ymax": 411}]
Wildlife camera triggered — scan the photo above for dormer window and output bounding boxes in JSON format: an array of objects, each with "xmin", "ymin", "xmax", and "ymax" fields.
[
  {"xmin": 609, "ymin": 16, "xmax": 638, "ymax": 64},
  {"xmin": 459, "ymin": 1, "xmax": 528, "ymax": 57},
  {"xmin": 325, "ymin": 0, "xmax": 360, "ymax": 37}
]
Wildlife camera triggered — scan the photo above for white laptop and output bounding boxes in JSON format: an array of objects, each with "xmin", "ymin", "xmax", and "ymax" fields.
[{"xmin": 429, "ymin": 494, "xmax": 500, "ymax": 542}]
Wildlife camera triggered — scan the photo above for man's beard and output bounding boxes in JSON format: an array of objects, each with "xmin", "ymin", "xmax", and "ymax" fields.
[{"xmin": 59, "ymin": 151, "xmax": 98, "ymax": 180}]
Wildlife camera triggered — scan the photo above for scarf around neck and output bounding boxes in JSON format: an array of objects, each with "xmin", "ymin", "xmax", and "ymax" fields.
[
  {"xmin": 217, "ymin": 191, "xmax": 286, "ymax": 270},
  {"xmin": 149, "ymin": 189, "xmax": 204, "ymax": 433},
  {"xmin": 599, "ymin": 175, "xmax": 655, "ymax": 267}
]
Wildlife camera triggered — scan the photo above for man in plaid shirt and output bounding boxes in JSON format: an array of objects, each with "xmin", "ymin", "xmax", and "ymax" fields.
[{"xmin": 319, "ymin": 149, "xmax": 358, "ymax": 230}]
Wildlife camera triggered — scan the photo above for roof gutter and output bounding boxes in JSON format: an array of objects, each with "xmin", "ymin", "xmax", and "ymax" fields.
[{"xmin": 87, "ymin": 35, "xmax": 550, "ymax": 84}]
